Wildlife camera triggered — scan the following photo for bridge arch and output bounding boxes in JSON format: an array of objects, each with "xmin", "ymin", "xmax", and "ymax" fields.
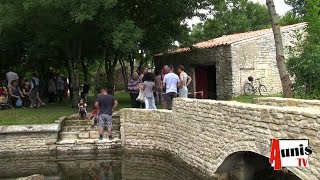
[
  {"xmin": 121, "ymin": 98, "xmax": 320, "ymax": 179},
  {"xmin": 215, "ymin": 151, "xmax": 300, "ymax": 180}
]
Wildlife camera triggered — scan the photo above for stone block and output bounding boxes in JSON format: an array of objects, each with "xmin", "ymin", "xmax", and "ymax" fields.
[
  {"xmin": 45, "ymin": 139, "xmax": 57, "ymax": 145},
  {"xmin": 79, "ymin": 132, "xmax": 90, "ymax": 139},
  {"xmin": 76, "ymin": 139, "xmax": 95, "ymax": 144},
  {"xmin": 57, "ymin": 140, "xmax": 76, "ymax": 145},
  {"xmin": 89, "ymin": 131, "xmax": 99, "ymax": 139}
]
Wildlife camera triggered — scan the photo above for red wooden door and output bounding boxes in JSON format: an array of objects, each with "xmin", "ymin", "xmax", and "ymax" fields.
[{"xmin": 195, "ymin": 66, "xmax": 208, "ymax": 99}]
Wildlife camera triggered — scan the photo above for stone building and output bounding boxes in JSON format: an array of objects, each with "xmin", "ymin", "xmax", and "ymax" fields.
[{"xmin": 154, "ymin": 23, "xmax": 307, "ymax": 100}]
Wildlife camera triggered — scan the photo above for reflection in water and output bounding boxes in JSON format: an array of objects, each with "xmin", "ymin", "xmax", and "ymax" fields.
[
  {"xmin": 0, "ymin": 151, "xmax": 206, "ymax": 180},
  {"xmin": 0, "ymin": 151, "xmax": 301, "ymax": 180}
]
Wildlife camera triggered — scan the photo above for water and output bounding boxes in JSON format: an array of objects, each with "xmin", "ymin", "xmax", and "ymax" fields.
[
  {"xmin": 0, "ymin": 151, "xmax": 207, "ymax": 180},
  {"xmin": 0, "ymin": 151, "xmax": 301, "ymax": 180}
]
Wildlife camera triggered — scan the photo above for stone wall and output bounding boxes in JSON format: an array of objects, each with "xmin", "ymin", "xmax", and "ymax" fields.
[
  {"xmin": 231, "ymin": 23, "xmax": 307, "ymax": 96},
  {"xmin": 0, "ymin": 117, "xmax": 64, "ymax": 157},
  {"xmin": 253, "ymin": 97, "xmax": 320, "ymax": 109},
  {"xmin": 120, "ymin": 98, "xmax": 320, "ymax": 180}
]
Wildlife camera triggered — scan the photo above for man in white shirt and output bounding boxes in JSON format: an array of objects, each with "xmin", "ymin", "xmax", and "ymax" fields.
[
  {"xmin": 6, "ymin": 71, "xmax": 18, "ymax": 88},
  {"xmin": 163, "ymin": 65, "xmax": 181, "ymax": 110}
]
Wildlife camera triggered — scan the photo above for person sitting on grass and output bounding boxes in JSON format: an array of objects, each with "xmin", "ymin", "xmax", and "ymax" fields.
[
  {"xmin": 8, "ymin": 80, "xmax": 24, "ymax": 108},
  {"xmin": 22, "ymin": 81, "xmax": 31, "ymax": 108},
  {"xmin": 78, "ymin": 98, "xmax": 87, "ymax": 120}
]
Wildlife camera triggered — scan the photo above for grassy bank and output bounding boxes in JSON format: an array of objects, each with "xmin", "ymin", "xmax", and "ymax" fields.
[
  {"xmin": 0, "ymin": 92, "xmax": 132, "ymax": 125},
  {"xmin": 0, "ymin": 92, "xmax": 278, "ymax": 125},
  {"xmin": 0, "ymin": 103, "xmax": 75, "ymax": 125}
]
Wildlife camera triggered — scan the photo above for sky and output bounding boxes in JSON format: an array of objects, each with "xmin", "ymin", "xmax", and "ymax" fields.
[
  {"xmin": 186, "ymin": 0, "xmax": 292, "ymax": 28},
  {"xmin": 251, "ymin": 0, "xmax": 292, "ymax": 15}
]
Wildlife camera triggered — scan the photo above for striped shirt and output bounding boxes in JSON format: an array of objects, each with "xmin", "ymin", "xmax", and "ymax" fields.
[{"xmin": 128, "ymin": 78, "xmax": 141, "ymax": 93}]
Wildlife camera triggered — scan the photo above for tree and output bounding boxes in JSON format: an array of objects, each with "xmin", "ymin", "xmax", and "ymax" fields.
[
  {"xmin": 182, "ymin": 0, "xmax": 271, "ymax": 45},
  {"xmin": 266, "ymin": 0, "xmax": 293, "ymax": 98},
  {"xmin": 287, "ymin": 0, "xmax": 320, "ymax": 98},
  {"xmin": 0, "ymin": 0, "xmax": 206, "ymax": 106},
  {"xmin": 284, "ymin": 0, "xmax": 306, "ymax": 17},
  {"xmin": 279, "ymin": 11, "xmax": 303, "ymax": 26}
]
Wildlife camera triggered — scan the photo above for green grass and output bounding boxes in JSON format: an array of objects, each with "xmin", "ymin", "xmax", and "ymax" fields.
[
  {"xmin": 0, "ymin": 92, "xmax": 281, "ymax": 125},
  {"xmin": 114, "ymin": 91, "xmax": 131, "ymax": 109},
  {"xmin": 230, "ymin": 94, "xmax": 282, "ymax": 103},
  {"xmin": 0, "ymin": 91, "xmax": 132, "ymax": 126},
  {"xmin": 0, "ymin": 103, "xmax": 76, "ymax": 125},
  {"xmin": 230, "ymin": 95, "xmax": 257, "ymax": 103}
]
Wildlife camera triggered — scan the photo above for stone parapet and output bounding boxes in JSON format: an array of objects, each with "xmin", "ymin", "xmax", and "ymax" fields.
[
  {"xmin": 120, "ymin": 98, "xmax": 320, "ymax": 180},
  {"xmin": 0, "ymin": 117, "xmax": 66, "ymax": 157},
  {"xmin": 253, "ymin": 97, "xmax": 320, "ymax": 109}
]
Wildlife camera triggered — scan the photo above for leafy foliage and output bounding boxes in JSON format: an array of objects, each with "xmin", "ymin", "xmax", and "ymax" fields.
[
  {"xmin": 182, "ymin": 0, "xmax": 271, "ymax": 45},
  {"xmin": 284, "ymin": 0, "xmax": 306, "ymax": 17},
  {"xmin": 0, "ymin": 0, "xmax": 204, "ymax": 80},
  {"xmin": 287, "ymin": 0, "xmax": 320, "ymax": 98},
  {"xmin": 279, "ymin": 11, "xmax": 304, "ymax": 26}
]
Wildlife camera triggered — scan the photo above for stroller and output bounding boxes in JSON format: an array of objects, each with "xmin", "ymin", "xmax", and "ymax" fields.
[{"xmin": 0, "ymin": 86, "xmax": 12, "ymax": 110}]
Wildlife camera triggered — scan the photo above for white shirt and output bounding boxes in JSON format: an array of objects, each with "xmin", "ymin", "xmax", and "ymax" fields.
[
  {"xmin": 163, "ymin": 72, "xmax": 180, "ymax": 93},
  {"xmin": 6, "ymin": 71, "xmax": 18, "ymax": 88}
]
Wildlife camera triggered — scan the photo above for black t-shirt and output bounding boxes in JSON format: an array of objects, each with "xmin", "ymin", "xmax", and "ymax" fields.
[
  {"xmin": 83, "ymin": 84, "xmax": 90, "ymax": 93},
  {"xmin": 97, "ymin": 94, "xmax": 115, "ymax": 116}
]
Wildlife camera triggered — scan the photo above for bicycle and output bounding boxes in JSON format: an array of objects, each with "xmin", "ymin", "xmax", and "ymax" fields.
[{"xmin": 243, "ymin": 76, "xmax": 267, "ymax": 96}]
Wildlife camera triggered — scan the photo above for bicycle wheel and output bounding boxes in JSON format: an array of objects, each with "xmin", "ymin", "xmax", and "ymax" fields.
[
  {"xmin": 244, "ymin": 83, "xmax": 255, "ymax": 95},
  {"xmin": 259, "ymin": 85, "xmax": 267, "ymax": 96}
]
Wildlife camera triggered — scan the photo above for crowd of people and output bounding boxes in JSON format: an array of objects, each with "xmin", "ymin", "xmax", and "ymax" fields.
[
  {"xmin": 1, "ymin": 66, "xmax": 189, "ymax": 140},
  {"xmin": 1, "ymin": 71, "xmax": 70, "ymax": 108},
  {"xmin": 128, "ymin": 64, "xmax": 192, "ymax": 110},
  {"xmin": 3, "ymin": 71, "xmax": 45, "ymax": 108}
]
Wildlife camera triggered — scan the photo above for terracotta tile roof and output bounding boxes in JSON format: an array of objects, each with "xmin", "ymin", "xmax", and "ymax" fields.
[{"xmin": 155, "ymin": 22, "xmax": 307, "ymax": 57}]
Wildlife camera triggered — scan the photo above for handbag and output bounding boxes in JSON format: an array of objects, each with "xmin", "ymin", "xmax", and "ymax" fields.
[
  {"xmin": 136, "ymin": 90, "xmax": 145, "ymax": 103},
  {"xmin": 16, "ymin": 98, "xmax": 22, "ymax": 107}
]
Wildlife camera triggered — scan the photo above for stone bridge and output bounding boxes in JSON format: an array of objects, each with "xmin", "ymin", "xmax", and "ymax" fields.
[{"xmin": 120, "ymin": 98, "xmax": 320, "ymax": 179}]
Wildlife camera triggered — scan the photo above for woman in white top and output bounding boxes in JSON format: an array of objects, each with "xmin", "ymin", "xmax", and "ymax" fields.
[
  {"xmin": 177, "ymin": 65, "xmax": 192, "ymax": 98},
  {"xmin": 140, "ymin": 72, "xmax": 157, "ymax": 109}
]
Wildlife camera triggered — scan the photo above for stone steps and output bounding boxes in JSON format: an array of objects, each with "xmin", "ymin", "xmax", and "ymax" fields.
[
  {"xmin": 63, "ymin": 119, "xmax": 120, "ymax": 127},
  {"xmin": 62, "ymin": 124, "xmax": 120, "ymax": 132},
  {"xmin": 59, "ymin": 130, "xmax": 120, "ymax": 141},
  {"xmin": 57, "ymin": 137, "xmax": 121, "ymax": 145},
  {"xmin": 57, "ymin": 112, "xmax": 122, "ymax": 147}
]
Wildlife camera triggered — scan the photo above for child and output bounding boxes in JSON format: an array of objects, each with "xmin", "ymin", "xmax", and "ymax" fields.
[
  {"xmin": 78, "ymin": 98, "xmax": 87, "ymax": 120},
  {"xmin": 89, "ymin": 106, "xmax": 100, "ymax": 125}
]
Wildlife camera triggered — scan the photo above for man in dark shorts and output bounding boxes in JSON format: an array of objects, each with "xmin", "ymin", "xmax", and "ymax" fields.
[
  {"xmin": 163, "ymin": 65, "xmax": 180, "ymax": 110},
  {"xmin": 95, "ymin": 89, "xmax": 118, "ymax": 140}
]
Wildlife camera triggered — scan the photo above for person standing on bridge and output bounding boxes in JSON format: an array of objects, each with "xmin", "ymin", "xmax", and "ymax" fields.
[
  {"xmin": 95, "ymin": 89, "xmax": 118, "ymax": 140},
  {"xmin": 177, "ymin": 65, "xmax": 192, "ymax": 98},
  {"xmin": 163, "ymin": 65, "xmax": 180, "ymax": 110}
]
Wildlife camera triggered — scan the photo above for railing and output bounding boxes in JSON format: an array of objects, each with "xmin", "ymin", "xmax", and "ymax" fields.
[{"xmin": 188, "ymin": 90, "xmax": 204, "ymax": 99}]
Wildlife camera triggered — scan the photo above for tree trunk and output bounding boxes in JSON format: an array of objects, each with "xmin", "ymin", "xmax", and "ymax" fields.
[
  {"xmin": 266, "ymin": 0, "xmax": 293, "ymax": 98},
  {"xmin": 120, "ymin": 58, "xmax": 129, "ymax": 91},
  {"xmin": 71, "ymin": 40, "xmax": 82, "ymax": 108},
  {"xmin": 137, "ymin": 58, "xmax": 144, "ymax": 75},
  {"xmin": 94, "ymin": 51, "xmax": 105, "ymax": 100},
  {"xmin": 66, "ymin": 58, "xmax": 74, "ymax": 102},
  {"xmin": 129, "ymin": 53, "xmax": 135, "ymax": 76},
  {"xmin": 81, "ymin": 59, "xmax": 88, "ymax": 82},
  {"xmin": 65, "ymin": 40, "xmax": 74, "ymax": 103},
  {"xmin": 105, "ymin": 53, "xmax": 118, "ymax": 95}
]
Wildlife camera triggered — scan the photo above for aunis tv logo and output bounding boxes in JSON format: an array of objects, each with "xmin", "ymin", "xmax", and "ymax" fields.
[{"xmin": 269, "ymin": 139, "xmax": 312, "ymax": 170}]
